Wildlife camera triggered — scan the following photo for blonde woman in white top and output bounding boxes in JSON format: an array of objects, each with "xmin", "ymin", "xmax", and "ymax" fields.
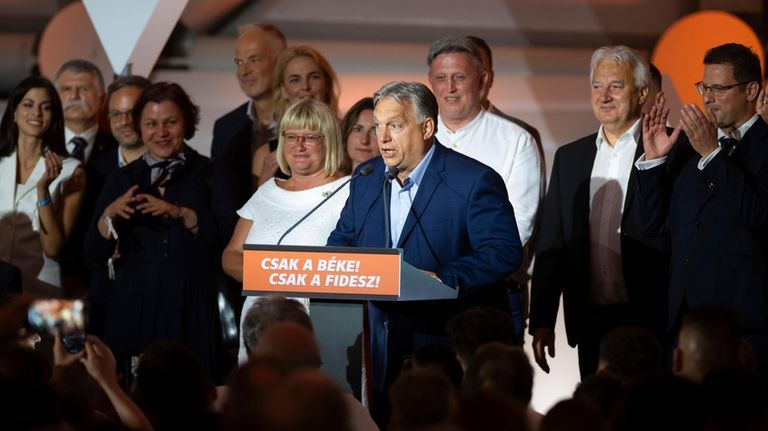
[
  {"xmin": 0, "ymin": 76, "xmax": 85, "ymax": 296},
  {"xmin": 222, "ymin": 99, "xmax": 349, "ymax": 364}
]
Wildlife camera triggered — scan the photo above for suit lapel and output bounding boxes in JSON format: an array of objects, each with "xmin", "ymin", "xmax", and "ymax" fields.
[
  {"xmin": 622, "ymin": 130, "xmax": 645, "ymax": 220},
  {"xmin": 0, "ymin": 154, "xmax": 16, "ymax": 212},
  {"xmin": 575, "ymin": 138, "xmax": 598, "ymax": 233},
  {"xmin": 396, "ymin": 144, "xmax": 445, "ymax": 248}
]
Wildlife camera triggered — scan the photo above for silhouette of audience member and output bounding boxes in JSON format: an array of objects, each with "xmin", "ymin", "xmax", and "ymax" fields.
[
  {"xmin": 133, "ymin": 341, "xmax": 217, "ymax": 430},
  {"xmin": 251, "ymin": 321, "xmax": 379, "ymax": 431},
  {"xmin": 539, "ymin": 398, "xmax": 603, "ymax": 431},
  {"xmin": 241, "ymin": 295, "xmax": 314, "ymax": 357},
  {"xmin": 405, "ymin": 343, "xmax": 464, "ymax": 390},
  {"xmin": 0, "ymin": 344, "xmax": 58, "ymax": 429},
  {"xmin": 701, "ymin": 369, "xmax": 768, "ymax": 431},
  {"xmin": 597, "ymin": 326, "xmax": 663, "ymax": 385},
  {"xmin": 220, "ymin": 356, "xmax": 286, "ymax": 431},
  {"xmin": 446, "ymin": 306, "xmax": 517, "ymax": 369},
  {"xmin": 263, "ymin": 369, "xmax": 351, "ymax": 431},
  {"xmin": 673, "ymin": 305, "xmax": 744, "ymax": 384},
  {"xmin": 572, "ymin": 373, "xmax": 624, "ymax": 418},
  {"xmin": 610, "ymin": 375, "xmax": 706, "ymax": 431},
  {"xmin": 453, "ymin": 389, "xmax": 528, "ymax": 431},
  {"xmin": 389, "ymin": 369, "xmax": 457, "ymax": 431},
  {"xmin": 462, "ymin": 343, "xmax": 540, "ymax": 431}
]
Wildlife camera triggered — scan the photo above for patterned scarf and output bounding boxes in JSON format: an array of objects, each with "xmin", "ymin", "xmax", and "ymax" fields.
[{"xmin": 142, "ymin": 150, "xmax": 188, "ymax": 187}]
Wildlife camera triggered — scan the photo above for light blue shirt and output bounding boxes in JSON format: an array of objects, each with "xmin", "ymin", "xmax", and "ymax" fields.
[{"xmin": 389, "ymin": 144, "xmax": 436, "ymax": 247}]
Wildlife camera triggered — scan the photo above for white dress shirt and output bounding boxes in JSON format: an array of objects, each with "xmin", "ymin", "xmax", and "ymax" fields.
[
  {"xmin": 435, "ymin": 110, "xmax": 542, "ymax": 246},
  {"xmin": 588, "ymin": 119, "xmax": 641, "ymax": 305},
  {"xmin": 65, "ymin": 125, "xmax": 99, "ymax": 163}
]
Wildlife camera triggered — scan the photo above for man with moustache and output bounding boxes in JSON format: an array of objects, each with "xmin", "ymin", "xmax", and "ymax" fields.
[
  {"xmin": 530, "ymin": 46, "xmax": 677, "ymax": 378},
  {"xmin": 86, "ymin": 75, "xmax": 151, "ymax": 335},
  {"xmin": 55, "ymin": 59, "xmax": 117, "ymax": 295},
  {"xmin": 328, "ymin": 81, "xmax": 521, "ymax": 425},
  {"xmin": 427, "ymin": 36, "xmax": 543, "ymax": 344},
  {"xmin": 211, "ymin": 24, "xmax": 286, "ymax": 207},
  {"xmin": 636, "ymin": 43, "xmax": 768, "ymax": 374}
]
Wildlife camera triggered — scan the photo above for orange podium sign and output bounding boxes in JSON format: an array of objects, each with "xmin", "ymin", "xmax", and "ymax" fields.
[
  {"xmin": 243, "ymin": 245, "xmax": 402, "ymax": 299},
  {"xmin": 243, "ymin": 245, "xmax": 457, "ymax": 301}
]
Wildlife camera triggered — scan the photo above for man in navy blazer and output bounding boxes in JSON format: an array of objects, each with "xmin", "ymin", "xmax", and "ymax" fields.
[
  {"xmin": 636, "ymin": 43, "xmax": 768, "ymax": 374},
  {"xmin": 327, "ymin": 81, "xmax": 521, "ymax": 423}
]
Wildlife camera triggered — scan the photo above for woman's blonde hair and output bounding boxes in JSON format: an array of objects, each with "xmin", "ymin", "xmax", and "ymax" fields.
[
  {"xmin": 272, "ymin": 46, "xmax": 340, "ymax": 120},
  {"xmin": 276, "ymin": 99, "xmax": 346, "ymax": 177}
]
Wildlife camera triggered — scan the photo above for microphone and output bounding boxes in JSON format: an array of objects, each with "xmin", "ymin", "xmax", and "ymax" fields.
[
  {"xmin": 277, "ymin": 164, "xmax": 374, "ymax": 245},
  {"xmin": 382, "ymin": 166, "xmax": 399, "ymax": 248}
]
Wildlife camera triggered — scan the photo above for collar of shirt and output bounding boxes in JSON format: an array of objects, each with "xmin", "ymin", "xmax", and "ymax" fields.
[
  {"xmin": 388, "ymin": 143, "xmax": 436, "ymax": 189},
  {"xmin": 246, "ymin": 99, "xmax": 277, "ymax": 131},
  {"xmin": 388, "ymin": 144, "xmax": 436, "ymax": 247},
  {"xmin": 718, "ymin": 113, "xmax": 760, "ymax": 141},
  {"xmin": 65, "ymin": 125, "xmax": 99, "ymax": 161},
  {"xmin": 437, "ymin": 110, "xmax": 485, "ymax": 136},
  {"xmin": 65, "ymin": 125, "xmax": 98, "ymax": 146},
  {"xmin": 595, "ymin": 117, "xmax": 641, "ymax": 151}
]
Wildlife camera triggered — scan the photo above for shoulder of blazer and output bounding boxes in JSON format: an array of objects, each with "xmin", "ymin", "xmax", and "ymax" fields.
[{"xmin": 214, "ymin": 103, "xmax": 250, "ymax": 130}]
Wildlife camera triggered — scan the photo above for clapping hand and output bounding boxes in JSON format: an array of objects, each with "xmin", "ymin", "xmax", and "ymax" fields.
[
  {"xmin": 642, "ymin": 99, "xmax": 682, "ymax": 160},
  {"xmin": 134, "ymin": 193, "xmax": 180, "ymax": 219}
]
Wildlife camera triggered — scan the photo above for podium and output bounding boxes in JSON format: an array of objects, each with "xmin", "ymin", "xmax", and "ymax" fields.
[{"xmin": 243, "ymin": 244, "xmax": 456, "ymax": 396}]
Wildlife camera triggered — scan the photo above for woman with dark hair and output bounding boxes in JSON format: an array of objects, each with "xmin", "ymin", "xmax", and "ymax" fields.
[
  {"xmin": 340, "ymin": 97, "xmax": 378, "ymax": 171},
  {"xmin": 86, "ymin": 82, "xmax": 236, "ymax": 376},
  {"xmin": 0, "ymin": 76, "xmax": 86, "ymax": 296}
]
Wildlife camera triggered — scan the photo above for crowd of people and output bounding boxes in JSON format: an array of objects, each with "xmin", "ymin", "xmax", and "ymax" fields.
[{"xmin": 1, "ymin": 20, "xmax": 767, "ymax": 430}]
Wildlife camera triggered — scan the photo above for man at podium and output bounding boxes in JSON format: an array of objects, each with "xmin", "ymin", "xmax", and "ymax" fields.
[{"xmin": 327, "ymin": 81, "xmax": 522, "ymax": 424}]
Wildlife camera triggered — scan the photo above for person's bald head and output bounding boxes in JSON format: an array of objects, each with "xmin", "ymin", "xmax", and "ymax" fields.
[
  {"xmin": 234, "ymin": 26, "xmax": 277, "ymax": 101},
  {"xmin": 251, "ymin": 321, "xmax": 322, "ymax": 372}
]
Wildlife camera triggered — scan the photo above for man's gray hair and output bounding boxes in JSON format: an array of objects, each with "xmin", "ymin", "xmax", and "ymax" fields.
[
  {"xmin": 373, "ymin": 81, "xmax": 438, "ymax": 128},
  {"xmin": 427, "ymin": 36, "xmax": 484, "ymax": 72},
  {"xmin": 589, "ymin": 46, "xmax": 649, "ymax": 89},
  {"xmin": 55, "ymin": 59, "xmax": 106, "ymax": 93},
  {"xmin": 242, "ymin": 296, "xmax": 314, "ymax": 354}
]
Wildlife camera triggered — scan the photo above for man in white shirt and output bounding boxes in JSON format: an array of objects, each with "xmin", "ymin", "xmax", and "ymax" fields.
[
  {"xmin": 427, "ymin": 36, "xmax": 543, "ymax": 344},
  {"xmin": 530, "ymin": 46, "xmax": 671, "ymax": 378}
]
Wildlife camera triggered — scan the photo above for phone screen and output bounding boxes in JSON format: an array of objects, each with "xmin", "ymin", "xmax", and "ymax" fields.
[{"xmin": 27, "ymin": 299, "xmax": 87, "ymax": 352}]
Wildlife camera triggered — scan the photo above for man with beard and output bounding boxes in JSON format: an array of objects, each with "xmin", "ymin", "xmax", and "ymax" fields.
[{"xmin": 87, "ymin": 75, "xmax": 151, "ymax": 335}]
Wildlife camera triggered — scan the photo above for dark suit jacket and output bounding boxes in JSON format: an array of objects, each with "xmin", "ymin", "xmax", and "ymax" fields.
[
  {"xmin": 530, "ymin": 131, "xmax": 681, "ymax": 346},
  {"xmin": 211, "ymin": 103, "xmax": 258, "ymax": 207},
  {"xmin": 327, "ymin": 142, "xmax": 522, "ymax": 388},
  {"xmin": 61, "ymin": 129, "xmax": 117, "ymax": 288},
  {"xmin": 635, "ymin": 118, "xmax": 768, "ymax": 331},
  {"xmin": 0, "ymin": 260, "xmax": 22, "ymax": 294}
]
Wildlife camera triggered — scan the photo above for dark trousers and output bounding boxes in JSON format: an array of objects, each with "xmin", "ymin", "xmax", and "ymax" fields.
[{"xmin": 577, "ymin": 303, "xmax": 634, "ymax": 379}]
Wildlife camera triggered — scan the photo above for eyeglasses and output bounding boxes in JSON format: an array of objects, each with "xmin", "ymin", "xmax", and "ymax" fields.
[
  {"xmin": 282, "ymin": 132, "xmax": 324, "ymax": 147},
  {"xmin": 108, "ymin": 110, "xmax": 132, "ymax": 121},
  {"xmin": 694, "ymin": 81, "xmax": 751, "ymax": 95}
]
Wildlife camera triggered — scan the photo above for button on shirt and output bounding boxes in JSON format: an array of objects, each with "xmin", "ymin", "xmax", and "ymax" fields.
[
  {"xmin": 588, "ymin": 119, "xmax": 640, "ymax": 305},
  {"xmin": 389, "ymin": 144, "xmax": 436, "ymax": 247}
]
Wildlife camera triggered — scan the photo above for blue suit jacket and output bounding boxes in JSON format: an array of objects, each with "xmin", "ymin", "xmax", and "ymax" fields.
[{"xmin": 327, "ymin": 142, "xmax": 521, "ymax": 388}]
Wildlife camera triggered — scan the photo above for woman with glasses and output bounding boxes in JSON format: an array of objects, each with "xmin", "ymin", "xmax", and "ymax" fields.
[
  {"xmin": 252, "ymin": 45, "xmax": 341, "ymax": 187},
  {"xmin": 341, "ymin": 97, "xmax": 379, "ymax": 172},
  {"xmin": 222, "ymin": 100, "xmax": 349, "ymax": 364},
  {"xmin": 86, "ymin": 82, "xmax": 237, "ymax": 377}
]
